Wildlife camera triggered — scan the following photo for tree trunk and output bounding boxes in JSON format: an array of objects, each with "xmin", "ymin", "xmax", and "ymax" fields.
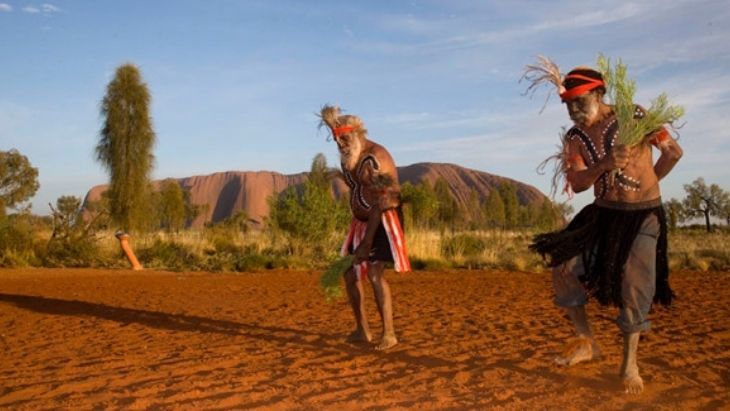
[{"xmin": 705, "ymin": 210, "xmax": 712, "ymax": 232}]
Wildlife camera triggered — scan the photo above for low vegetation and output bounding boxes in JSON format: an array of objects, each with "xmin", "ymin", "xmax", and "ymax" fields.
[
  {"xmin": 1, "ymin": 149, "xmax": 729, "ymax": 273},
  {"xmin": 2, "ymin": 213, "xmax": 729, "ymax": 273}
]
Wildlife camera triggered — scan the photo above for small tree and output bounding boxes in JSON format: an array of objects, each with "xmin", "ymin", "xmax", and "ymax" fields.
[
  {"xmin": 401, "ymin": 181, "xmax": 439, "ymax": 229},
  {"xmin": 483, "ymin": 189, "xmax": 506, "ymax": 229},
  {"xmin": 158, "ymin": 179, "xmax": 186, "ymax": 232},
  {"xmin": 434, "ymin": 178, "xmax": 458, "ymax": 231},
  {"xmin": 465, "ymin": 188, "xmax": 484, "ymax": 229},
  {"xmin": 535, "ymin": 198, "xmax": 558, "ymax": 231},
  {"xmin": 268, "ymin": 153, "xmax": 348, "ymax": 256},
  {"xmin": 0, "ymin": 149, "xmax": 39, "ymax": 218},
  {"xmin": 95, "ymin": 63, "xmax": 156, "ymax": 233},
  {"xmin": 50, "ymin": 196, "xmax": 83, "ymax": 236},
  {"xmin": 498, "ymin": 181, "xmax": 519, "ymax": 229},
  {"xmin": 682, "ymin": 178, "xmax": 728, "ymax": 232}
]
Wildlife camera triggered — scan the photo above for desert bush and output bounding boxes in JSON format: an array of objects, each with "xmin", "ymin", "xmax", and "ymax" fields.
[
  {"xmin": 441, "ymin": 234, "xmax": 490, "ymax": 259},
  {"xmin": 0, "ymin": 213, "xmax": 45, "ymax": 267},
  {"xmin": 42, "ymin": 195, "xmax": 109, "ymax": 267},
  {"xmin": 44, "ymin": 236, "xmax": 100, "ymax": 267},
  {"xmin": 268, "ymin": 154, "xmax": 349, "ymax": 258},
  {"xmin": 695, "ymin": 249, "xmax": 730, "ymax": 270},
  {"xmin": 137, "ymin": 239, "xmax": 203, "ymax": 271}
]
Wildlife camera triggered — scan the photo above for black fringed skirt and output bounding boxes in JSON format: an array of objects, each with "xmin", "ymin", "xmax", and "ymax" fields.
[{"xmin": 530, "ymin": 198, "xmax": 672, "ymax": 307}]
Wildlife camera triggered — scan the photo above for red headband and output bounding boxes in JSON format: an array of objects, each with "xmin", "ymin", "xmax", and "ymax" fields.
[
  {"xmin": 559, "ymin": 74, "xmax": 605, "ymax": 102},
  {"xmin": 332, "ymin": 125, "xmax": 356, "ymax": 137}
]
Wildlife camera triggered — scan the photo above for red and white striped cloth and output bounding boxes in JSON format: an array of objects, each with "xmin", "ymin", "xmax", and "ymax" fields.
[{"xmin": 340, "ymin": 208, "xmax": 411, "ymax": 280}]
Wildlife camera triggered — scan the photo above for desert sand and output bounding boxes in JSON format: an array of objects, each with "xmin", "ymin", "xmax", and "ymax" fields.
[{"xmin": 0, "ymin": 268, "xmax": 727, "ymax": 410}]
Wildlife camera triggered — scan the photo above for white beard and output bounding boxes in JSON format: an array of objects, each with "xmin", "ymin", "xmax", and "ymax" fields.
[
  {"xmin": 340, "ymin": 138, "xmax": 363, "ymax": 171},
  {"xmin": 571, "ymin": 101, "xmax": 600, "ymax": 127}
]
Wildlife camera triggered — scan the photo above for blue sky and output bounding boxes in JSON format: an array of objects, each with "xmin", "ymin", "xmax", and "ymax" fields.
[{"xmin": 1, "ymin": 0, "xmax": 729, "ymax": 215}]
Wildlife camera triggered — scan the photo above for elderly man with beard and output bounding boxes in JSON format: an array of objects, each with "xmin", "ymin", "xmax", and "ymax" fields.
[
  {"xmin": 529, "ymin": 67, "xmax": 683, "ymax": 393},
  {"xmin": 319, "ymin": 105, "xmax": 410, "ymax": 351}
]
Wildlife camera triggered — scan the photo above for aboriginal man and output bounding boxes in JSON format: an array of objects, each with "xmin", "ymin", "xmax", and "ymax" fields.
[
  {"xmin": 320, "ymin": 105, "xmax": 410, "ymax": 351},
  {"xmin": 530, "ymin": 67, "xmax": 683, "ymax": 394}
]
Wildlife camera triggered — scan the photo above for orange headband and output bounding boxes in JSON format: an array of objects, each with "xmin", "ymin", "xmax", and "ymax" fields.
[
  {"xmin": 559, "ymin": 74, "xmax": 605, "ymax": 102},
  {"xmin": 333, "ymin": 125, "xmax": 356, "ymax": 137}
]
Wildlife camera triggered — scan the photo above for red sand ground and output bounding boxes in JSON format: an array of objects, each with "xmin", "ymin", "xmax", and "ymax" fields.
[{"xmin": 0, "ymin": 268, "xmax": 728, "ymax": 410}]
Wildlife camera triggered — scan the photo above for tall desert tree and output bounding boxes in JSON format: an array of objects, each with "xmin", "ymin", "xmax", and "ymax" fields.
[
  {"xmin": 0, "ymin": 149, "xmax": 40, "ymax": 218},
  {"xmin": 95, "ymin": 63, "xmax": 156, "ymax": 232},
  {"xmin": 682, "ymin": 178, "xmax": 728, "ymax": 232}
]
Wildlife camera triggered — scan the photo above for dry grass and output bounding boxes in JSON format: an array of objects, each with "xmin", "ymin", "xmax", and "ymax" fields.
[
  {"xmin": 668, "ymin": 228, "xmax": 730, "ymax": 271},
  {"xmin": 4, "ymin": 226, "xmax": 729, "ymax": 273}
]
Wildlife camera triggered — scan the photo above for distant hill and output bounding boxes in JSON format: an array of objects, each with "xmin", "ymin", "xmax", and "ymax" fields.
[{"xmin": 82, "ymin": 162, "xmax": 548, "ymax": 228}]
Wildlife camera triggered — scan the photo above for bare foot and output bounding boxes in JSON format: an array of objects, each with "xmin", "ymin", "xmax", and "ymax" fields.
[
  {"xmin": 346, "ymin": 329, "xmax": 372, "ymax": 343},
  {"xmin": 555, "ymin": 336, "xmax": 601, "ymax": 366},
  {"xmin": 620, "ymin": 362, "xmax": 644, "ymax": 394},
  {"xmin": 374, "ymin": 334, "xmax": 398, "ymax": 351},
  {"xmin": 623, "ymin": 373, "xmax": 644, "ymax": 394},
  {"xmin": 620, "ymin": 332, "xmax": 643, "ymax": 394}
]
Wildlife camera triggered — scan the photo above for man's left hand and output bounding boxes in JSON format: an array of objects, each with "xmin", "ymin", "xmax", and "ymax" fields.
[{"xmin": 354, "ymin": 243, "xmax": 371, "ymax": 264}]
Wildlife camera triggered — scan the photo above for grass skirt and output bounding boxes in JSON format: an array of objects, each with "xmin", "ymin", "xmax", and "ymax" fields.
[{"xmin": 530, "ymin": 200, "xmax": 671, "ymax": 307}]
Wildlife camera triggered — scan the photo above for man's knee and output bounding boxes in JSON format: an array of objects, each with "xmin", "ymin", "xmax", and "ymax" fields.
[
  {"xmin": 617, "ymin": 307, "xmax": 651, "ymax": 333},
  {"xmin": 621, "ymin": 214, "xmax": 659, "ymax": 316},
  {"xmin": 552, "ymin": 259, "xmax": 588, "ymax": 307},
  {"xmin": 366, "ymin": 262, "xmax": 386, "ymax": 283},
  {"xmin": 344, "ymin": 268, "xmax": 358, "ymax": 285}
]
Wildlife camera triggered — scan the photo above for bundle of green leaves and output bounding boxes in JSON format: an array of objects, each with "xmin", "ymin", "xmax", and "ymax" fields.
[
  {"xmin": 320, "ymin": 254, "xmax": 355, "ymax": 302},
  {"xmin": 597, "ymin": 54, "xmax": 684, "ymax": 148}
]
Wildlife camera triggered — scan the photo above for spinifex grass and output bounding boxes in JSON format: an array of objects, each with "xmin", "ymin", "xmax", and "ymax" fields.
[
  {"xmin": 320, "ymin": 254, "xmax": 354, "ymax": 302},
  {"xmin": 596, "ymin": 54, "xmax": 684, "ymax": 148}
]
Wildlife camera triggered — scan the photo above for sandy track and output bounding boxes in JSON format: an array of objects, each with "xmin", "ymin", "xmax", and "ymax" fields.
[{"xmin": 0, "ymin": 268, "xmax": 728, "ymax": 410}]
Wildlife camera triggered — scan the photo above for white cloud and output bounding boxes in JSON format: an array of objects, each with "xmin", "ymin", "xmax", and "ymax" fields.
[
  {"xmin": 42, "ymin": 3, "xmax": 60, "ymax": 13},
  {"xmin": 358, "ymin": 0, "xmax": 706, "ymax": 58},
  {"xmin": 0, "ymin": 3, "xmax": 12, "ymax": 12},
  {"xmin": 21, "ymin": 3, "xmax": 61, "ymax": 14},
  {"xmin": 378, "ymin": 4, "xmax": 645, "ymax": 54}
]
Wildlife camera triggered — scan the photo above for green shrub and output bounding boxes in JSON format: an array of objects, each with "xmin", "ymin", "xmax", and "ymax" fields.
[
  {"xmin": 233, "ymin": 253, "xmax": 272, "ymax": 272},
  {"xmin": 0, "ymin": 214, "xmax": 43, "ymax": 267},
  {"xmin": 138, "ymin": 239, "xmax": 202, "ymax": 271},
  {"xmin": 441, "ymin": 234, "xmax": 489, "ymax": 259},
  {"xmin": 44, "ymin": 236, "xmax": 100, "ymax": 267}
]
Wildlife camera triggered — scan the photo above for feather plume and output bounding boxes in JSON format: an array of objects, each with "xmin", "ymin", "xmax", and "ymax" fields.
[
  {"xmin": 537, "ymin": 127, "xmax": 571, "ymax": 198},
  {"xmin": 521, "ymin": 55, "xmax": 565, "ymax": 112},
  {"xmin": 319, "ymin": 104, "xmax": 342, "ymax": 131}
]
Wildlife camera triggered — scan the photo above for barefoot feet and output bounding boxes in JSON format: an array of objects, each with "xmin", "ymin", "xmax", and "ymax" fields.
[
  {"xmin": 555, "ymin": 336, "xmax": 601, "ymax": 366},
  {"xmin": 375, "ymin": 334, "xmax": 398, "ymax": 351},
  {"xmin": 346, "ymin": 328, "xmax": 372, "ymax": 343},
  {"xmin": 620, "ymin": 359, "xmax": 644, "ymax": 394},
  {"xmin": 621, "ymin": 332, "xmax": 643, "ymax": 394},
  {"xmin": 622, "ymin": 371, "xmax": 644, "ymax": 394}
]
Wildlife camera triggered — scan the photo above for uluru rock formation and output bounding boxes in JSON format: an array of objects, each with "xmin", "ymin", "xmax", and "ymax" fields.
[{"xmin": 82, "ymin": 163, "xmax": 548, "ymax": 228}]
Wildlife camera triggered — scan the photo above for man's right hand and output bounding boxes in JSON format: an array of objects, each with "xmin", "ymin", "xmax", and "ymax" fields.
[{"xmin": 601, "ymin": 144, "xmax": 630, "ymax": 171}]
